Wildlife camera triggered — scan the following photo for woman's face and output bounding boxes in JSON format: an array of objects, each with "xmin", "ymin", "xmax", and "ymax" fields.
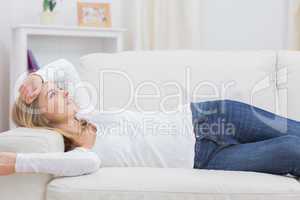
[{"xmin": 37, "ymin": 82, "xmax": 78, "ymax": 124}]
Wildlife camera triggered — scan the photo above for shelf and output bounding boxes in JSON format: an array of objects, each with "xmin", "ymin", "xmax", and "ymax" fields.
[{"xmin": 13, "ymin": 24, "xmax": 126, "ymax": 38}]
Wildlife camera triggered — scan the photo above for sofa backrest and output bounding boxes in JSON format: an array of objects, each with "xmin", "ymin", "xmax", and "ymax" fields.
[{"xmin": 79, "ymin": 50, "xmax": 277, "ymax": 114}]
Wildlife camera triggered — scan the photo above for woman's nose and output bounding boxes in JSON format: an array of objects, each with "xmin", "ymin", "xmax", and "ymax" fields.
[{"xmin": 63, "ymin": 91, "xmax": 69, "ymax": 97}]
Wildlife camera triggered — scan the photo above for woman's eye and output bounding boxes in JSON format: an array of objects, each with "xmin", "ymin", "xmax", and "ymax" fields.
[{"xmin": 49, "ymin": 91, "xmax": 57, "ymax": 98}]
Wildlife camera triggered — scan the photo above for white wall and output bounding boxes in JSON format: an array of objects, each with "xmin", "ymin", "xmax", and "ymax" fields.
[
  {"xmin": 0, "ymin": 1, "xmax": 13, "ymax": 131},
  {"xmin": 0, "ymin": 0, "xmax": 291, "ymax": 131},
  {"xmin": 10, "ymin": 0, "xmax": 122, "ymax": 26},
  {"xmin": 200, "ymin": 0, "xmax": 287, "ymax": 50}
]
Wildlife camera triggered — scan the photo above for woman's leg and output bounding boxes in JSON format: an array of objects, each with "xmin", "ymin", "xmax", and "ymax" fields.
[
  {"xmin": 205, "ymin": 135, "xmax": 300, "ymax": 177},
  {"xmin": 223, "ymin": 99, "xmax": 300, "ymax": 142},
  {"xmin": 191, "ymin": 99, "xmax": 300, "ymax": 144}
]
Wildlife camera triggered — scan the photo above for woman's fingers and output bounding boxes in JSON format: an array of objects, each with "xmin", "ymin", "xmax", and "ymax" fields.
[
  {"xmin": 20, "ymin": 87, "xmax": 27, "ymax": 102},
  {"xmin": 26, "ymin": 91, "xmax": 34, "ymax": 104},
  {"xmin": 20, "ymin": 85, "xmax": 26, "ymax": 96},
  {"xmin": 20, "ymin": 84, "xmax": 36, "ymax": 104},
  {"xmin": 25, "ymin": 94, "xmax": 31, "ymax": 104},
  {"xmin": 19, "ymin": 75, "xmax": 43, "ymax": 104},
  {"xmin": 27, "ymin": 89, "xmax": 40, "ymax": 104},
  {"xmin": 22, "ymin": 87, "xmax": 30, "ymax": 102},
  {"xmin": 18, "ymin": 84, "xmax": 24, "ymax": 93},
  {"xmin": 21, "ymin": 85, "xmax": 33, "ymax": 104},
  {"xmin": 31, "ymin": 88, "xmax": 41, "ymax": 98}
]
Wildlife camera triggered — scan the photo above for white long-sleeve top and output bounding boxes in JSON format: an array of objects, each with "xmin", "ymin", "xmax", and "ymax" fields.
[
  {"xmin": 15, "ymin": 147, "xmax": 100, "ymax": 177},
  {"xmin": 15, "ymin": 59, "xmax": 195, "ymax": 177}
]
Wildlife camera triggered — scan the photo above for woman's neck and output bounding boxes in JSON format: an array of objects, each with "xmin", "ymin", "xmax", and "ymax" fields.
[
  {"xmin": 54, "ymin": 117, "xmax": 82, "ymax": 136},
  {"xmin": 53, "ymin": 117, "xmax": 97, "ymax": 149}
]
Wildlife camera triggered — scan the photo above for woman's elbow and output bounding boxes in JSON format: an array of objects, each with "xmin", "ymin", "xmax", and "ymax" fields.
[
  {"xmin": 82, "ymin": 152, "xmax": 101, "ymax": 175},
  {"xmin": 61, "ymin": 152, "xmax": 101, "ymax": 177}
]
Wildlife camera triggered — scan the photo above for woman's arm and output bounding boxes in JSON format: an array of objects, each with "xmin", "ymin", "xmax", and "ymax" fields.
[
  {"xmin": 34, "ymin": 59, "xmax": 89, "ymax": 109},
  {"xmin": 0, "ymin": 147, "xmax": 100, "ymax": 177},
  {"xmin": 20, "ymin": 59, "xmax": 90, "ymax": 110},
  {"xmin": 34, "ymin": 59, "xmax": 81, "ymax": 88}
]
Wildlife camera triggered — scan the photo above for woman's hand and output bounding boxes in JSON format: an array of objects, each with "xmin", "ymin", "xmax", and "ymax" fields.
[
  {"xmin": 0, "ymin": 152, "xmax": 16, "ymax": 176},
  {"xmin": 75, "ymin": 124, "xmax": 97, "ymax": 150},
  {"xmin": 19, "ymin": 74, "xmax": 43, "ymax": 104}
]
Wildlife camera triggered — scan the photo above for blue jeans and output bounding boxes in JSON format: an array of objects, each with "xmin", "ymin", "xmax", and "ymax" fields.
[{"xmin": 191, "ymin": 99, "xmax": 300, "ymax": 176}]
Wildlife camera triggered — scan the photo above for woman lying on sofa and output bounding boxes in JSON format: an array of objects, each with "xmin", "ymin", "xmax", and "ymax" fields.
[{"xmin": 2, "ymin": 59, "xmax": 300, "ymax": 177}]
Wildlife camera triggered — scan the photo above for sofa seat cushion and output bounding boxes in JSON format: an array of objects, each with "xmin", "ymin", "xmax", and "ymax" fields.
[{"xmin": 47, "ymin": 168, "xmax": 300, "ymax": 200}]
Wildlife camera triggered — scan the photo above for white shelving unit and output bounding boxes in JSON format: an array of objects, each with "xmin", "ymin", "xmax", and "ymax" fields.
[{"xmin": 10, "ymin": 24, "xmax": 126, "ymax": 128}]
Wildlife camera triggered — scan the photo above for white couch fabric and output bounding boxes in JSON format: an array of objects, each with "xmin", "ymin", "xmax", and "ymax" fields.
[
  {"xmin": 3, "ymin": 50, "xmax": 300, "ymax": 200},
  {"xmin": 79, "ymin": 50, "xmax": 277, "ymax": 113},
  {"xmin": 0, "ymin": 128, "xmax": 64, "ymax": 153},
  {"xmin": 277, "ymin": 50, "xmax": 300, "ymax": 121}
]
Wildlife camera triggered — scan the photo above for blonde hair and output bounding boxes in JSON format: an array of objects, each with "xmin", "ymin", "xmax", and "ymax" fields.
[{"xmin": 12, "ymin": 97, "xmax": 79, "ymax": 152}]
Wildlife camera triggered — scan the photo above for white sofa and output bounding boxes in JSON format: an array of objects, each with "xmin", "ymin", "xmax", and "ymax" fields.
[{"xmin": 2, "ymin": 50, "xmax": 300, "ymax": 200}]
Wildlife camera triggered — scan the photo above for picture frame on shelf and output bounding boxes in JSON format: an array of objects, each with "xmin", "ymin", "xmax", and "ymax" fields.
[{"xmin": 77, "ymin": 0, "xmax": 112, "ymax": 28}]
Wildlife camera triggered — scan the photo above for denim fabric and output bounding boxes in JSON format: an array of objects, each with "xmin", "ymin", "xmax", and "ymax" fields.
[{"xmin": 191, "ymin": 99, "xmax": 300, "ymax": 176}]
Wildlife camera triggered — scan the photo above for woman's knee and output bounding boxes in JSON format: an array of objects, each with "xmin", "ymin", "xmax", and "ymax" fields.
[
  {"xmin": 273, "ymin": 135, "xmax": 300, "ymax": 176},
  {"xmin": 275, "ymin": 135, "xmax": 300, "ymax": 156}
]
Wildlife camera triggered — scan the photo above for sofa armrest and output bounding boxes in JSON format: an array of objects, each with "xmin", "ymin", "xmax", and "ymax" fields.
[
  {"xmin": 0, "ymin": 127, "xmax": 64, "ymax": 152},
  {"xmin": 0, "ymin": 127, "xmax": 64, "ymax": 200}
]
